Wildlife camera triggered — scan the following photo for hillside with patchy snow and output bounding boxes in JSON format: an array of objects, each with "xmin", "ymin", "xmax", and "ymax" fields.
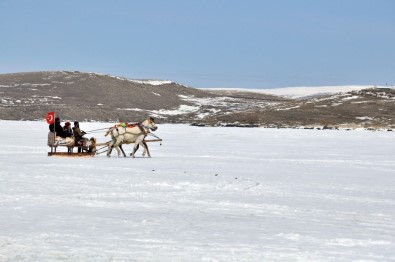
[
  {"xmin": 202, "ymin": 85, "xmax": 385, "ymax": 99},
  {"xmin": 0, "ymin": 71, "xmax": 394, "ymax": 129}
]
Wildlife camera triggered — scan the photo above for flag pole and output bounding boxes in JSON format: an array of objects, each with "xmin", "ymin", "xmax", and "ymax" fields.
[
  {"xmin": 54, "ymin": 112, "xmax": 57, "ymax": 152},
  {"xmin": 54, "ymin": 112, "xmax": 56, "ymax": 137},
  {"xmin": 46, "ymin": 111, "xmax": 57, "ymax": 153}
]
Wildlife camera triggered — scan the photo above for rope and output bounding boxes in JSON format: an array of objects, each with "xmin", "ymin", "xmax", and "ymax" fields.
[
  {"xmin": 95, "ymin": 148, "xmax": 108, "ymax": 155},
  {"xmin": 85, "ymin": 130, "xmax": 109, "ymax": 134},
  {"xmin": 84, "ymin": 127, "xmax": 112, "ymax": 134},
  {"xmin": 87, "ymin": 127, "xmax": 111, "ymax": 132},
  {"xmin": 95, "ymin": 143, "xmax": 113, "ymax": 155},
  {"xmin": 95, "ymin": 145, "xmax": 108, "ymax": 151}
]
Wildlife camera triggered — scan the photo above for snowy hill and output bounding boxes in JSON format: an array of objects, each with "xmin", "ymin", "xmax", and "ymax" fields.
[
  {"xmin": 201, "ymin": 85, "xmax": 386, "ymax": 99},
  {"xmin": 1, "ymin": 71, "xmax": 394, "ymax": 129},
  {"xmin": 203, "ymin": 86, "xmax": 395, "ymax": 129}
]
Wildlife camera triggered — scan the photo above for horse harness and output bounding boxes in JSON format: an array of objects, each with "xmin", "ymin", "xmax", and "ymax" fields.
[{"xmin": 110, "ymin": 122, "xmax": 149, "ymax": 139}]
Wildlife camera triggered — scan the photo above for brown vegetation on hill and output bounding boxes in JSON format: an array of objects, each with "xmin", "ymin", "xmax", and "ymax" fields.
[{"xmin": 1, "ymin": 71, "xmax": 394, "ymax": 129}]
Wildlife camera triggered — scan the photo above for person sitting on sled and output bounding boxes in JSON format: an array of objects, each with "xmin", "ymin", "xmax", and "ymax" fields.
[
  {"xmin": 63, "ymin": 122, "xmax": 73, "ymax": 137},
  {"xmin": 49, "ymin": 117, "xmax": 72, "ymax": 138},
  {"xmin": 72, "ymin": 121, "xmax": 86, "ymax": 153}
]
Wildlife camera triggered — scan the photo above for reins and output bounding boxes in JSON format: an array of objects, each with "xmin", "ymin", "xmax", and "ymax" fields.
[
  {"xmin": 84, "ymin": 127, "xmax": 112, "ymax": 134},
  {"xmin": 82, "ymin": 120, "xmax": 155, "ymax": 135}
]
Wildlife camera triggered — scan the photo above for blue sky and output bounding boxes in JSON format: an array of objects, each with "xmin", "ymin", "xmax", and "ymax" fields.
[{"xmin": 0, "ymin": 0, "xmax": 394, "ymax": 88}]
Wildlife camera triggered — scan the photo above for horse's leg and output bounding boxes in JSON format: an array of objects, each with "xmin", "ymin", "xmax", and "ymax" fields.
[
  {"xmin": 142, "ymin": 143, "xmax": 146, "ymax": 157},
  {"xmin": 119, "ymin": 144, "xmax": 127, "ymax": 157},
  {"xmin": 107, "ymin": 137, "xmax": 122, "ymax": 157},
  {"xmin": 107, "ymin": 141, "xmax": 114, "ymax": 157},
  {"xmin": 114, "ymin": 146, "xmax": 121, "ymax": 157},
  {"xmin": 131, "ymin": 136, "xmax": 144, "ymax": 158},
  {"xmin": 144, "ymin": 141, "xmax": 151, "ymax": 157},
  {"xmin": 130, "ymin": 143, "xmax": 140, "ymax": 157},
  {"xmin": 142, "ymin": 141, "xmax": 150, "ymax": 157},
  {"xmin": 131, "ymin": 143, "xmax": 138, "ymax": 158}
]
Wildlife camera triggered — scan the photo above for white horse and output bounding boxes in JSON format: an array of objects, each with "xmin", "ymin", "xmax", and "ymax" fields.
[{"xmin": 105, "ymin": 117, "xmax": 158, "ymax": 158}]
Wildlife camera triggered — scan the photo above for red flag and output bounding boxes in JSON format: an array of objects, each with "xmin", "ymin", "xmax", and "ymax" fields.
[{"xmin": 46, "ymin": 112, "xmax": 55, "ymax": 124}]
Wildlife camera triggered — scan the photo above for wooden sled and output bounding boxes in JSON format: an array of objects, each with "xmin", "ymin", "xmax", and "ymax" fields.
[{"xmin": 48, "ymin": 132, "xmax": 96, "ymax": 157}]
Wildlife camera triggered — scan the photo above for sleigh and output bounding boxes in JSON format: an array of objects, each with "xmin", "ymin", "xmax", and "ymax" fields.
[{"xmin": 47, "ymin": 132, "xmax": 97, "ymax": 157}]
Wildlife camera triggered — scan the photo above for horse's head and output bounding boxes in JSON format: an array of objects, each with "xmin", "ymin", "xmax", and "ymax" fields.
[
  {"xmin": 104, "ymin": 127, "xmax": 113, "ymax": 137},
  {"xmin": 143, "ymin": 117, "xmax": 158, "ymax": 131}
]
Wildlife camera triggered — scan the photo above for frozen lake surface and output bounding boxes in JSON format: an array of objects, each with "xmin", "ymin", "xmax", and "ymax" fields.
[{"xmin": 0, "ymin": 121, "xmax": 394, "ymax": 261}]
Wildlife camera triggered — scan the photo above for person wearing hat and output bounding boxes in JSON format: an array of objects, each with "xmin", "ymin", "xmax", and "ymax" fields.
[
  {"xmin": 49, "ymin": 117, "xmax": 71, "ymax": 138},
  {"xmin": 61, "ymin": 121, "xmax": 73, "ymax": 153},
  {"xmin": 63, "ymin": 122, "xmax": 73, "ymax": 137},
  {"xmin": 72, "ymin": 121, "xmax": 86, "ymax": 153}
]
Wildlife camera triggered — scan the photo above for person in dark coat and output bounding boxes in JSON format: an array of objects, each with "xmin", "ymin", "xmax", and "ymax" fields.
[
  {"xmin": 63, "ymin": 122, "xmax": 73, "ymax": 137},
  {"xmin": 63, "ymin": 121, "xmax": 73, "ymax": 153},
  {"xmin": 72, "ymin": 121, "xmax": 86, "ymax": 153},
  {"xmin": 49, "ymin": 117, "xmax": 71, "ymax": 138}
]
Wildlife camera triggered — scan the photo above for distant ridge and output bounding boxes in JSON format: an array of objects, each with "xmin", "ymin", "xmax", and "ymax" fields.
[
  {"xmin": 86, "ymin": 72, "xmax": 175, "ymax": 86},
  {"xmin": 1, "ymin": 71, "xmax": 394, "ymax": 129},
  {"xmin": 200, "ymin": 85, "xmax": 389, "ymax": 99}
]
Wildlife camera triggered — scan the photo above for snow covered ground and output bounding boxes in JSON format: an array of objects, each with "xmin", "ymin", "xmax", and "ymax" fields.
[{"xmin": 1, "ymin": 121, "xmax": 395, "ymax": 261}]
